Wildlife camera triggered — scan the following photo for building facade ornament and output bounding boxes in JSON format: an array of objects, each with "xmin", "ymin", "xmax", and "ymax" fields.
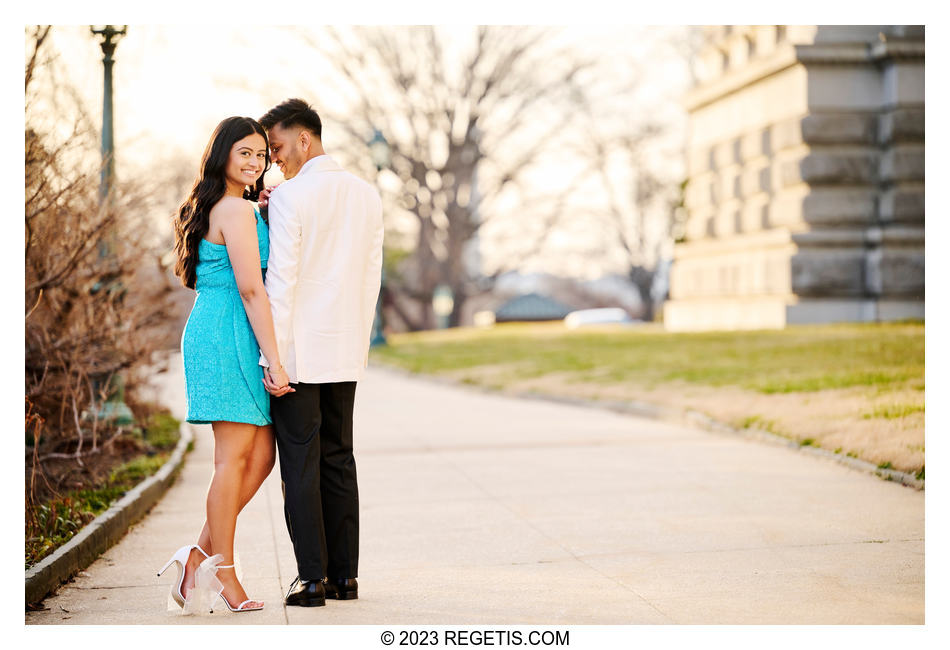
[{"xmin": 664, "ymin": 25, "xmax": 924, "ymax": 330}]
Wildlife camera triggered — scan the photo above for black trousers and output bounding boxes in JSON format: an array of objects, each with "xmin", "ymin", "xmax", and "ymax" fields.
[{"xmin": 271, "ymin": 381, "xmax": 359, "ymax": 582}]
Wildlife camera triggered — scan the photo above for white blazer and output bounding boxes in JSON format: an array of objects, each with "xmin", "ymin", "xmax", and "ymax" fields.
[{"xmin": 263, "ymin": 155, "xmax": 383, "ymax": 384}]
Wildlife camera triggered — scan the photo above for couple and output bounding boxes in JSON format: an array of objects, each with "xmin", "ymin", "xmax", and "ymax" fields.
[{"xmin": 159, "ymin": 98, "xmax": 383, "ymax": 613}]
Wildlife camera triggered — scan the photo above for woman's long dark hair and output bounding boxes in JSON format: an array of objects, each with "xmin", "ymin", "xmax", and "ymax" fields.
[{"xmin": 173, "ymin": 116, "xmax": 271, "ymax": 289}]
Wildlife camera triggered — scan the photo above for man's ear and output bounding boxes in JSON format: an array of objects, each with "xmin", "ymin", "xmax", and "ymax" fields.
[{"xmin": 299, "ymin": 129, "xmax": 311, "ymax": 152}]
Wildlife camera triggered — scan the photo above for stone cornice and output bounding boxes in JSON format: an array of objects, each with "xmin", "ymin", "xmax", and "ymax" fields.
[
  {"xmin": 685, "ymin": 44, "xmax": 800, "ymax": 113},
  {"xmin": 673, "ymin": 227, "xmax": 795, "ymax": 259},
  {"xmin": 796, "ymin": 39, "xmax": 925, "ymax": 64},
  {"xmin": 794, "ymin": 42, "xmax": 874, "ymax": 64},
  {"xmin": 870, "ymin": 38, "xmax": 926, "ymax": 62},
  {"xmin": 686, "ymin": 36, "xmax": 924, "ymax": 113}
]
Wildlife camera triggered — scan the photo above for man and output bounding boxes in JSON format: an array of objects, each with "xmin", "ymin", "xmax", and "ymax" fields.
[{"xmin": 258, "ymin": 98, "xmax": 383, "ymax": 607}]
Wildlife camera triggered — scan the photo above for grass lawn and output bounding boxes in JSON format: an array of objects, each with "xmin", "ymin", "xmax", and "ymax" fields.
[{"xmin": 370, "ymin": 321, "xmax": 924, "ymax": 477}]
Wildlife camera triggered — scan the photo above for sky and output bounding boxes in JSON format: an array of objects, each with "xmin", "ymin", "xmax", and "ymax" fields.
[{"xmin": 30, "ymin": 24, "xmax": 692, "ymax": 279}]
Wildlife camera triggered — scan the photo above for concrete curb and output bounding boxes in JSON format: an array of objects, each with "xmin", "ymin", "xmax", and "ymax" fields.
[
  {"xmin": 369, "ymin": 363, "xmax": 924, "ymax": 491},
  {"xmin": 25, "ymin": 423, "xmax": 195, "ymax": 606}
]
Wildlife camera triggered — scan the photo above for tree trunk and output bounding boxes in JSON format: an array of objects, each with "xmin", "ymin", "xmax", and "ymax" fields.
[
  {"xmin": 448, "ymin": 286, "xmax": 467, "ymax": 328},
  {"xmin": 629, "ymin": 266, "xmax": 655, "ymax": 321}
]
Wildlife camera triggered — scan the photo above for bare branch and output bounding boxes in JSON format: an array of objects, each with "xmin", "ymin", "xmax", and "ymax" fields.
[
  {"xmin": 25, "ymin": 25, "xmax": 51, "ymax": 93},
  {"xmin": 285, "ymin": 26, "xmax": 679, "ymax": 327}
]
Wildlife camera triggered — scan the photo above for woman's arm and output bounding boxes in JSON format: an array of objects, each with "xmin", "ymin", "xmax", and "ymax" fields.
[{"xmin": 215, "ymin": 198, "xmax": 289, "ymax": 387}]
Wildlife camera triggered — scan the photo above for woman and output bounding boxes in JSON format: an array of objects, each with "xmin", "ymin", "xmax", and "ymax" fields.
[{"xmin": 159, "ymin": 116, "xmax": 292, "ymax": 613}]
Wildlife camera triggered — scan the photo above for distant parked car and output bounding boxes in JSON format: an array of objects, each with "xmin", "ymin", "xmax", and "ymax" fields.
[{"xmin": 564, "ymin": 308, "xmax": 636, "ymax": 329}]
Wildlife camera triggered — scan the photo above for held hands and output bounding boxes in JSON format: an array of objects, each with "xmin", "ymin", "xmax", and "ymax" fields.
[
  {"xmin": 258, "ymin": 184, "xmax": 280, "ymax": 209},
  {"xmin": 262, "ymin": 364, "xmax": 295, "ymax": 397}
]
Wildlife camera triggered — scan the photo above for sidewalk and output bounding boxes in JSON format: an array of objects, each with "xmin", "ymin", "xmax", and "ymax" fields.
[{"xmin": 26, "ymin": 354, "xmax": 924, "ymax": 624}]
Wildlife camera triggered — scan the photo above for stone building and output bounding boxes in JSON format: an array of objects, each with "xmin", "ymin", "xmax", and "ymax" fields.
[{"xmin": 663, "ymin": 25, "xmax": 924, "ymax": 331}]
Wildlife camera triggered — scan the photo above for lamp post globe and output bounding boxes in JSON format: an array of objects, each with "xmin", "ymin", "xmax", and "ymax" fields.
[{"xmin": 368, "ymin": 129, "xmax": 391, "ymax": 171}]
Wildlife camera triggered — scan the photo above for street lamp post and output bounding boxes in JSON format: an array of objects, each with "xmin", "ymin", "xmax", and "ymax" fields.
[
  {"xmin": 368, "ymin": 129, "xmax": 390, "ymax": 347},
  {"xmin": 90, "ymin": 25, "xmax": 126, "ymax": 202},
  {"xmin": 90, "ymin": 25, "xmax": 133, "ymax": 426}
]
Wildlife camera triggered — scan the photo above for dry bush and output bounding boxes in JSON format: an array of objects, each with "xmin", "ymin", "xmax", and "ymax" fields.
[{"xmin": 25, "ymin": 26, "xmax": 179, "ymax": 525}]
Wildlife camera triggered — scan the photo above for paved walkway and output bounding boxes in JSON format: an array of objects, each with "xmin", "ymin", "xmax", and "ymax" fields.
[{"xmin": 26, "ymin": 354, "xmax": 924, "ymax": 624}]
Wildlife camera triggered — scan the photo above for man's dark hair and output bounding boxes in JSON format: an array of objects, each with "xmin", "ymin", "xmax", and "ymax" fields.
[{"xmin": 259, "ymin": 98, "xmax": 322, "ymax": 138}]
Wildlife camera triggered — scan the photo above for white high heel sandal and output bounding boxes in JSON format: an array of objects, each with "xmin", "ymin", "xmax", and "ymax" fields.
[
  {"xmin": 209, "ymin": 564, "xmax": 264, "ymax": 613},
  {"xmin": 156, "ymin": 544, "xmax": 209, "ymax": 608}
]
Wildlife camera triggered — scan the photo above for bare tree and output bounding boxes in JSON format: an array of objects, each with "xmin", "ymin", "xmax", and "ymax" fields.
[
  {"xmin": 292, "ymin": 26, "xmax": 673, "ymax": 329},
  {"xmin": 573, "ymin": 122, "xmax": 683, "ymax": 320},
  {"xmin": 520, "ymin": 26, "xmax": 695, "ymax": 321},
  {"xmin": 604, "ymin": 27, "xmax": 697, "ymax": 319},
  {"xmin": 25, "ymin": 26, "xmax": 178, "ymax": 518}
]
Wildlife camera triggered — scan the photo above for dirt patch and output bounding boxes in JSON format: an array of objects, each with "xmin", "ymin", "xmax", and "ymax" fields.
[
  {"xmin": 444, "ymin": 363, "xmax": 535, "ymax": 389},
  {"xmin": 473, "ymin": 373, "xmax": 924, "ymax": 476},
  {"xmin": 27, "ymin": 435, "xmax": 147, "ymax": 504}
]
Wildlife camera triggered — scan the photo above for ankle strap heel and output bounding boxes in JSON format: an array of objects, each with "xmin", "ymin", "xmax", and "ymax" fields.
[{"xmin": 205, "ymin": 561, "xmax": 263, "ymax": 613}]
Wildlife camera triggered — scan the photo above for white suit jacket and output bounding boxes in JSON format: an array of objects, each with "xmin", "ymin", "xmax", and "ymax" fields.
[{"xmin": 262, "ymin": 155, "xmax": 383, "ymax": 384}]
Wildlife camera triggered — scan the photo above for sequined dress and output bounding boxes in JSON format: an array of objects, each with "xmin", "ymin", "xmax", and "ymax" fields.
[{"xmin": 181, "ymin": 206, "xmax": 271, "ymax": 425}]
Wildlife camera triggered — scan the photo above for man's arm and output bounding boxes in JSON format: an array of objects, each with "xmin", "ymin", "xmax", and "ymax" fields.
[
  {"xmin": 261, "ymin": 187, "xmax": 302, "ymax": 371},
  {"xmin": 361, "ymin": 191, "xmax": 384, "ymax": 367}
]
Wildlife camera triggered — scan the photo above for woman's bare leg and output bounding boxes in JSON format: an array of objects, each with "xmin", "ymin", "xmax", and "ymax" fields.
[
  {"xmin": 196, "ymin": 426, "xmax": 275, "ymax": 551},
  {"xmin": 197, "ymin": 421, "xmax": 260, "ymax": 608},
  {"xmin": 183, "ymin": 425, "xmax": 275, "ymax": 600}
]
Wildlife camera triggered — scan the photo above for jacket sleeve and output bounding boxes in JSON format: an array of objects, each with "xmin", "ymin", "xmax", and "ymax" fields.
[
  {"xmin": 261, "ymin": 187, "xmax": 302, "ymax": 373},
  {"xmin": 361, "ymin": 189, "xmax": 384, "ymax": 367}
]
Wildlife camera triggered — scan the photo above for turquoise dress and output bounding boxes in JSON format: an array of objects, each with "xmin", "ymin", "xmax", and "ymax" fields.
[{"xmin": 181, "ymin": 207, "xmax": 271, "ymax": 426}]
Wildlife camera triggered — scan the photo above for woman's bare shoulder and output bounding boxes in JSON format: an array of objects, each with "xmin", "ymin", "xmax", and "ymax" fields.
[
  {"xmin": 209, "ymin": 196, "xmax": 254, "ymax": 221},
  {"xmin": 207, "ymin": 197, "xmax": 255, "ymax": 243}
]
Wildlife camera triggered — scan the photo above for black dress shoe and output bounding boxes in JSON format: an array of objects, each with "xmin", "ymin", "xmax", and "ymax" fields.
[
  {"xmin": 324, "ymin": 577, "xmax": 358, "ymax": 600},
  {"xmin": 284, "ymin": 576, "xmax": 326, "ymax": 607}
]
